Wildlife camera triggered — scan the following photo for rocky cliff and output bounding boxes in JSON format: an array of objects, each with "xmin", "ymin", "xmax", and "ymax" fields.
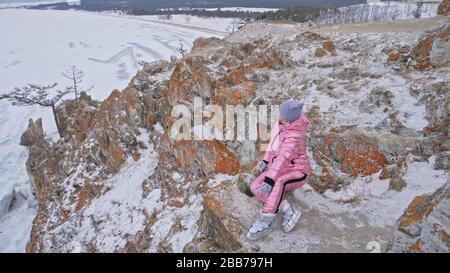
[
  {"xmin": 22, "ymin": 16, "xmax": 449, "ymax": 252},
  {"xmin": 438, "ymin": 0, "xmax": 450, "ymax": 15}
]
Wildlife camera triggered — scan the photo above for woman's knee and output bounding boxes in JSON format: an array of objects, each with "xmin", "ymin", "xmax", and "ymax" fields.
[
  {"xmin": 250, "ymin": 176, "xmax": 263, "ymax": 195},
  {"xmin": 285, "ymin": 180, "xmax": 307, "ymax": 192}
]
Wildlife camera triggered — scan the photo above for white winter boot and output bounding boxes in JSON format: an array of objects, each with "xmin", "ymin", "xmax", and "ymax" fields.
[
  {"xmin": 246, "ymin": 211, "xmax": 276, "ymax": 240},
  {"xmin": 280, "ymin": 200, "xmax": 301, "ymax": 233}
]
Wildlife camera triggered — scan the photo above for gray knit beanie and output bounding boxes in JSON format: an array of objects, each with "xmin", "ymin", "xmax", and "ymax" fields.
[{"xmin": 280, "ymin": 100, "xmax": 304, "ymax": 123}]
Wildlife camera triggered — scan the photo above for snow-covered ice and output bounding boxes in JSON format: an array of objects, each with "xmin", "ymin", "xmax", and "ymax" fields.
[
  {"xmin": 98, "ymin": 11, "xmax": 236, "ymax": 34},
  {"xmin": 0, "ymin": 0, "xmax": 62, "ymax": 8}
]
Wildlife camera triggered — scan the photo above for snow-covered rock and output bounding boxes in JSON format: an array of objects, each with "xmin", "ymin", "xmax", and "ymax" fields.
[
  {"xmin": 438, "ymin": 0, "xmax": 450, "ymax": 15},
  {"xmin": 388, "ymin": 178, "xmax": 450, "ymax": 252}
]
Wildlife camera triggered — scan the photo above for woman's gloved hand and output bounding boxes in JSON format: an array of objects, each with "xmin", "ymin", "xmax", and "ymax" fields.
[
  {"xmin": 258, "ymin": 177, "xmax": 275, "ymax": 197},
  {"xmin": 255, "ymin": 160, "xmax": 268, "ymax": 174}
]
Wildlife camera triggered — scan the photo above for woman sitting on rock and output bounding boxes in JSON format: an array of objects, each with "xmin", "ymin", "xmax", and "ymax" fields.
[{"xmin": 247, "ymin": 100, "xmax": 311, "ymax": 240}]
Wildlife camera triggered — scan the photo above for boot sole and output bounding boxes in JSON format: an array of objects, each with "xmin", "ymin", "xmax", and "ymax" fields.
[
  {"xmin": 282, "ymin": 210, "xmax": 301, "ymax": 233},
  {"xmin": 246, "ymin": 225, "xmax": 273, "ymax": 240}
]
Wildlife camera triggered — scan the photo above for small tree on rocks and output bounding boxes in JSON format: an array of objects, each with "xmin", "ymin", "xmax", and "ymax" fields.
[
  {"xmin": 62, "ymin": 65, "xmax": 93, "ymax": 102},
  {"xmin": 176, "ymin": 42, "xmax": 187, "ymax": 57},
  {"xmin": 0, "ymin": 83, "xmax": 70, "ymax": 138}
]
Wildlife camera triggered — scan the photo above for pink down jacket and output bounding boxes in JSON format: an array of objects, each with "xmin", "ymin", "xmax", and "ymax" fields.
[{"xmin": 262, "ymin": 114, "xmax": 311, "ymax": 181}]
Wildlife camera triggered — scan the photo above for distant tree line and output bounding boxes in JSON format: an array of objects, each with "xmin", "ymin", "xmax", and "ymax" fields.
[
  {"xmin": 261, "ymin": 6, "xmax": 323, "ymax": 22},
  {"xmin": 73, "ymin": 4, "xmax": 324, "ymax": 23},
  {"xmin": 79, "ymin": 0, "xmax": 365, "ymax": 10},
  {"xmin": 29, "ymin": 0, "xmax": 365, "ymax": 23},
  {"xmin": 129, "ymin": 8, "xmax": 267, "ymax": 20},
  {"xmin": 82, "ymin": 6, "xmax": 323, "ymax": 23}
]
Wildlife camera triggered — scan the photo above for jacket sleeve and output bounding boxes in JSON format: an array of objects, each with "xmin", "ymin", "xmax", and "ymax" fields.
[
  {"xmin": 265, "ymin": 134, "xmax": 301, "ymax": 181},
  {"xmin": 262, "ymin": 150, "xmax": 272, "ymax": 163}
]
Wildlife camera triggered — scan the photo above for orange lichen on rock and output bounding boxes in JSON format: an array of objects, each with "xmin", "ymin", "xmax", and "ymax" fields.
[
  {"xmin": 398, "ymin": 194, "xmax": 430, "ymax": 227},
  {"xmin": 203, "ymin": 194, "xmax": 224, "ymax": 216},
  {"xmin": 320, "ymin": 130, "xmax": 388, "ymax": 177},
  {"xmin": 75, "ymin": 185, "xmax": 95, "ymax": 211},
  {"xmin": 315, "ymin": 47, "xmax": 327, "ymax": 57},
  {"xmin": 168, "ymin": 199, "xmax": 184, "ymax": 208},
  {"xmin": 323, "ymin": 40, "xmax": 337, "ymax": 56},
  {"xmin": 210, "ymin": 141, "xmax": 241, "ymax": 174},
  {"xmin": 411, "ymin": 239, "xmax": 422, "ymax": 253},
  {"xmin": 388, "ymin": 51, "xmax": 400, "ymax": 62}
]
